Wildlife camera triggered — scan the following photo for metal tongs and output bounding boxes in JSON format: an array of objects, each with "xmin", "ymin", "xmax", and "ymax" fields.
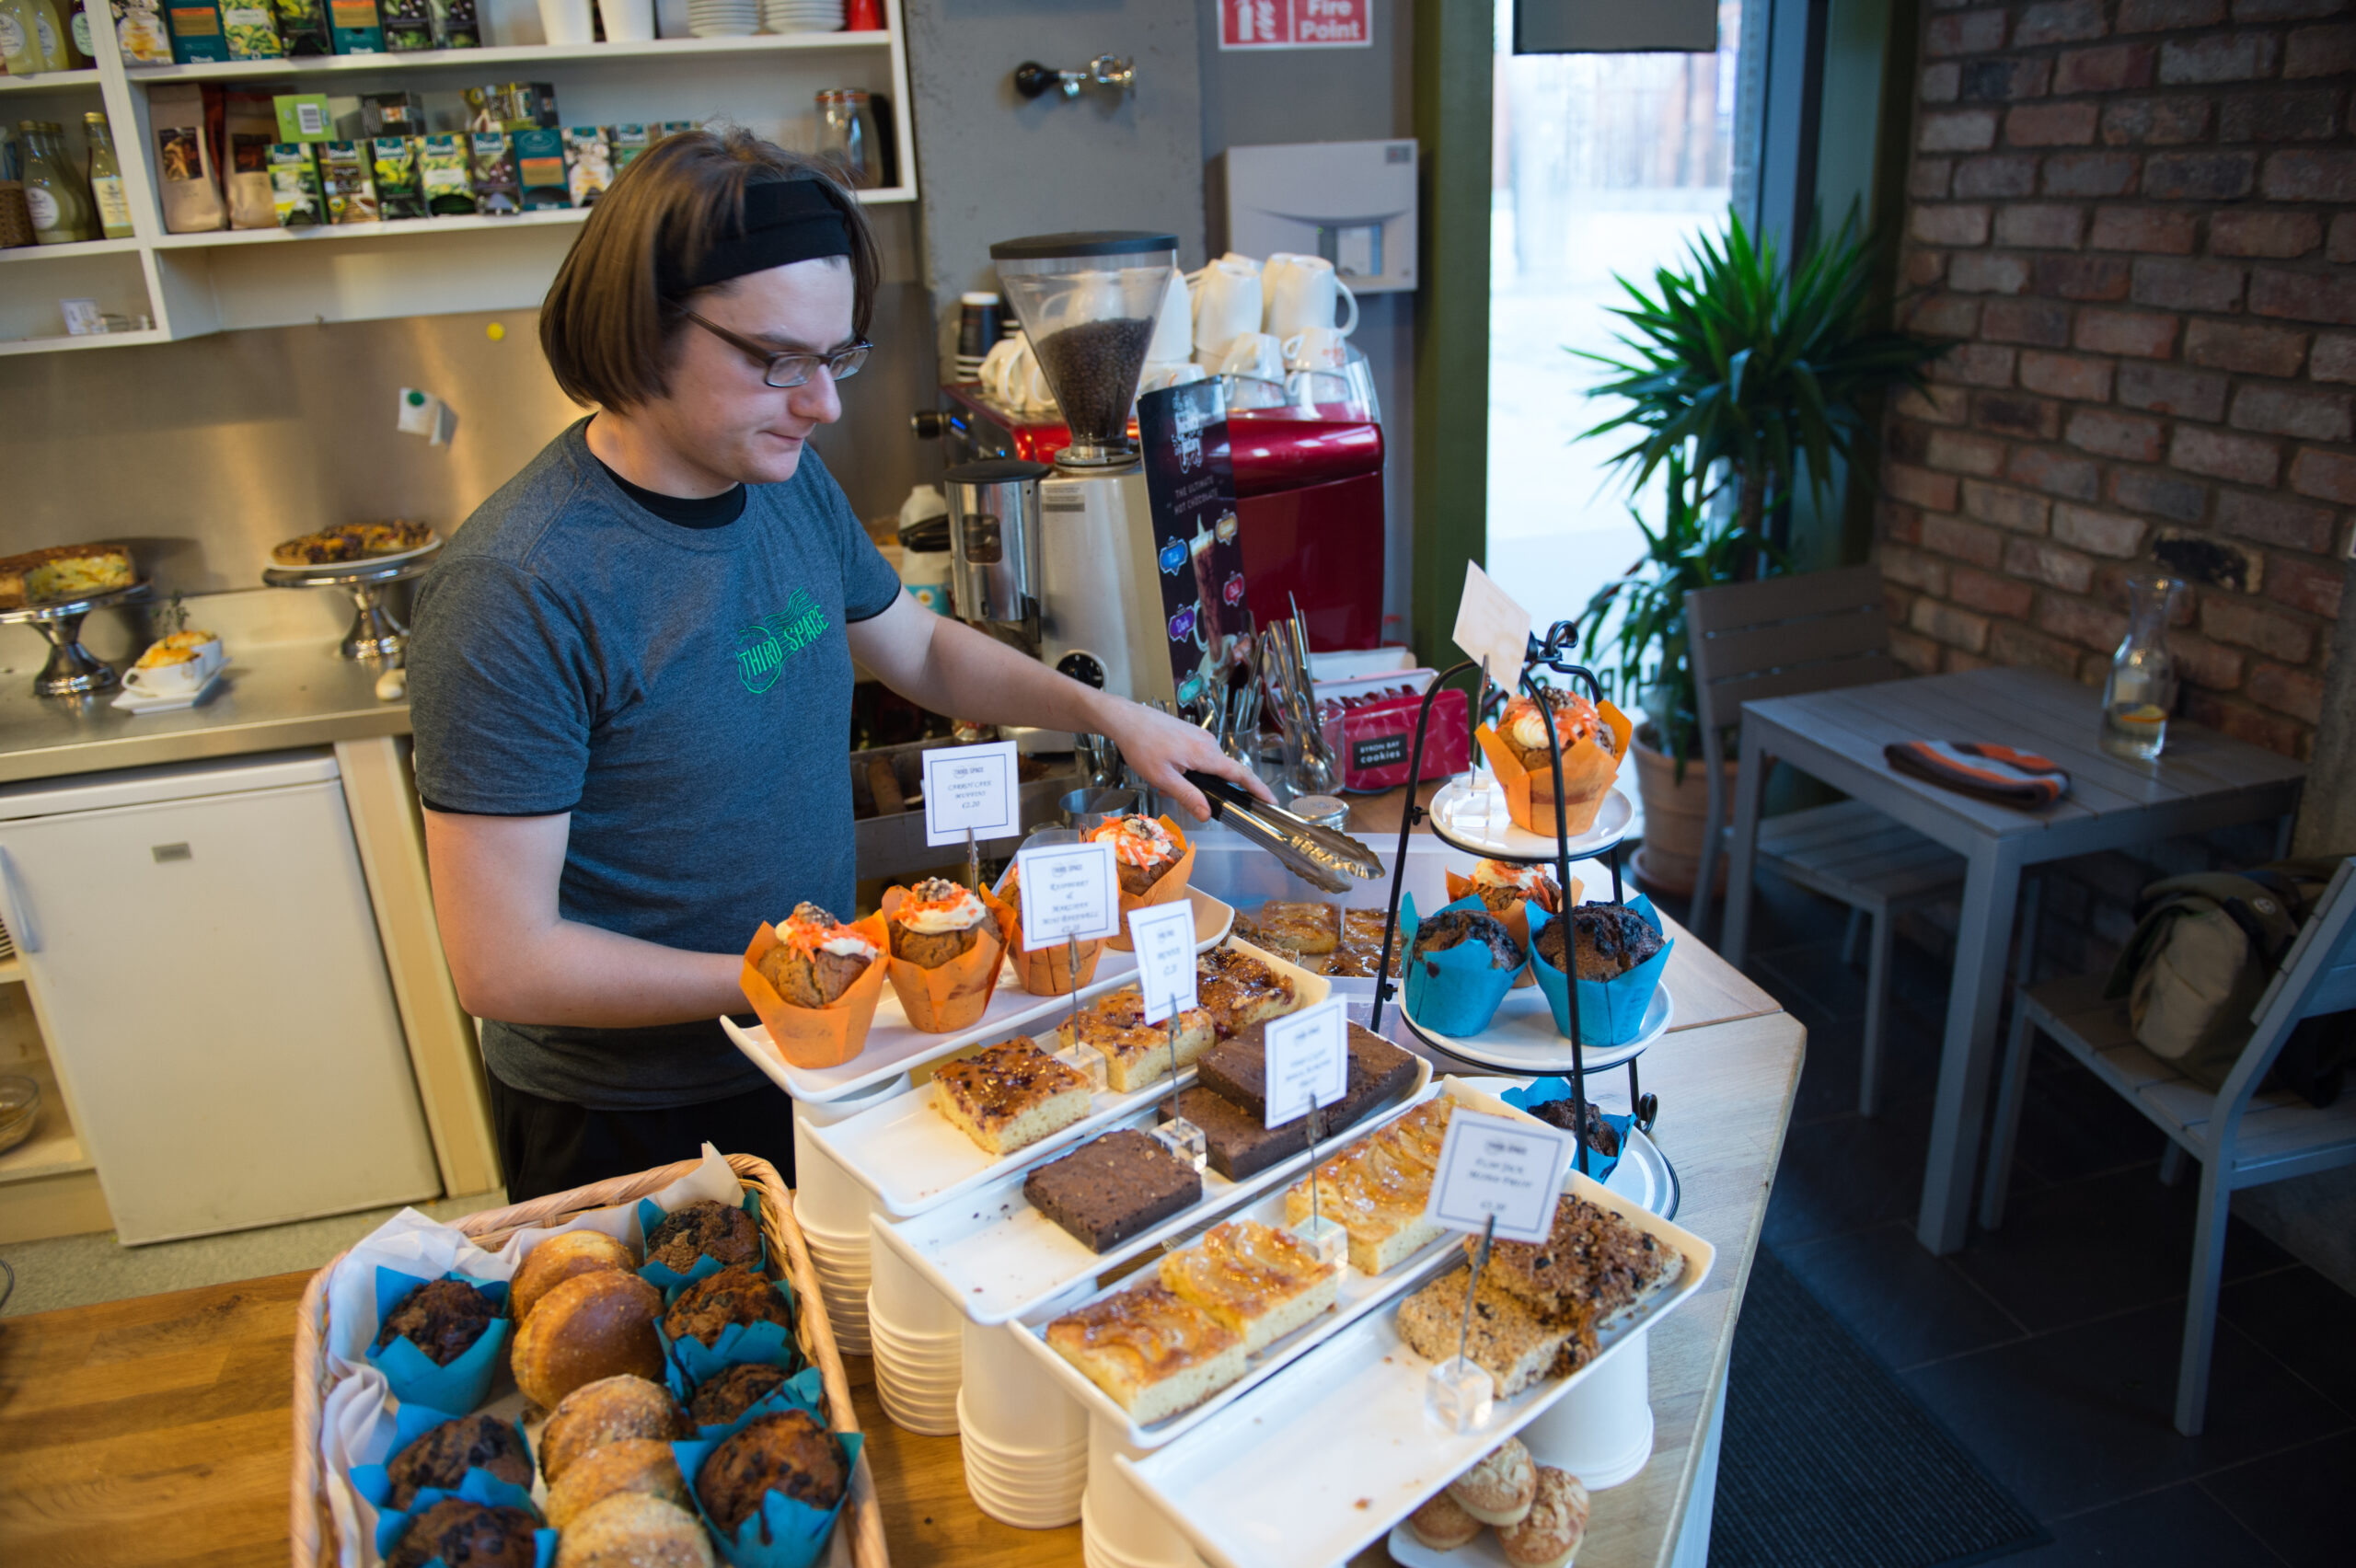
[{"xmin": 1184, "ymin": 769, "xmax": 1381, "ymax": 894}]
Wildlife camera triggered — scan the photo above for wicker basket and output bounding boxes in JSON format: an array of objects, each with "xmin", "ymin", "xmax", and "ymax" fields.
[{"xmin": 289, "ymin": 1154, "xmax": 889, "ymax": 1568}]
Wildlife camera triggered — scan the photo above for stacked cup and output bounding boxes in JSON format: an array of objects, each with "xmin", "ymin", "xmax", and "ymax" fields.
[
  {"xmin": 1080, "ymin": 1411, "xmax": 1205, "ymax": 1567},
  {"xmin": 867, "ymin": 1228, "xmax": 963, "ymax": 1435},
  {"xmin": 762, "ymin": 0, "xmax": 842, "ymax": 29},
  {"xmin": 791, "ymin": 1073, "xmax": 907, "ymax": 1357},
  {"xmin": 956, "ymin": 1314, "xmax": 1088, "ymax": 1527}
]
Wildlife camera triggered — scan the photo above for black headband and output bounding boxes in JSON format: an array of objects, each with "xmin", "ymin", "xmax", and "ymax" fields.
[{"xmin": 661, "ymin": 179, "xmax": 852, "ymax": 298}]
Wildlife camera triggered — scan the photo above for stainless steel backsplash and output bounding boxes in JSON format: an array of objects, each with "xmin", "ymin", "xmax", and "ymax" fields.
[{"xmin": 0, "ymin": 284, "xmax": 941, "ymax": 594}]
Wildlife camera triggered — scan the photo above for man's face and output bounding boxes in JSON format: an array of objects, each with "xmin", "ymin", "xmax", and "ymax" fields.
[{"xmin": 646, "ymin": 257, "xmax": 858, "ymax": 489}]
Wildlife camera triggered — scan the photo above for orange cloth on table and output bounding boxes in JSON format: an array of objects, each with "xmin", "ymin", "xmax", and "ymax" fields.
[
  {"xmin": 737, "ymin": 910, "xmax": 892, "ymax": 1069},
  {"xmin": 995, "ymin": 871, "xmax": 1106, "ymax": 996},
  {"xmin": 879, "ymin": 882, "xmax": 1007, "ymax": 1032},
  {"xmin": 1444, "ymin": 868, "xmax": 1580, "ymax": 989},
  {"xmin": 1473, "ymin": 698, "xmax": 1634, "ymax": 838},
  {"xmin": 1099, "ymin": 814, "xmax": 1196, "ymax": 951}
]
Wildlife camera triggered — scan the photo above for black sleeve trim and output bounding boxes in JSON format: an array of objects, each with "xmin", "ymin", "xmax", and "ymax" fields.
[
  {"xmin": 844, "ymin": 594, "xmax": 900, "ymax": 624},
  {"xmin": 420, "ymin": 795, "xmax": 581, "ymax": 818}
]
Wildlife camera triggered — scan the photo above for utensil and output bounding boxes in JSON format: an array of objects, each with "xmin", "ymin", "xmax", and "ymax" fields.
[{"xmin": 1181, "ymin": 770, "xmax": 1381, "ymax": 894}]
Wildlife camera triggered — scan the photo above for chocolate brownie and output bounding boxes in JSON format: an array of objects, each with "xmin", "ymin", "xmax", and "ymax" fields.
[
  {"xmin": 695, "ymin": 1409, "xmax": 848, "ymax": 1534},
  {"xmin": 1411, "ymin": 909, "xmax": 1523, "ymax": 973},
  {"xmin": 373, "ymin": 1276, "xmax": 497, "ymax": 1365},
  {"xmin": 385, "ymin": 1499, "xmax": 539, "ymax": 1568},
  {"xmin": 662, "ymin": 1264, "xmax": 791, "ymax": 1347},
  {"xmin": 645, "ymin": 1198, "xmax": 760, "ymax": 1274},
  {"xmin": 1197, "ymin": 1021, "xmax": 1416, "ymax": 1124},
  {"xmin": 689, "ymin": 1362, "xmax": 792, "ymax": 1428},
  {"xmin": 1524, "ymin": 1095, "xmax": 1621, "ymax": 1159},
  {"xmin": 1532, "ymin": 903, "xmax": 1662, "ymax": 981},
  {"xmin": 1022, "ymin": 1128, "xmax": 1202, "ymax": 1252},
  {"xmin": 385, "ymin": 1412, "xmax": 532, "ymax": 1509}
]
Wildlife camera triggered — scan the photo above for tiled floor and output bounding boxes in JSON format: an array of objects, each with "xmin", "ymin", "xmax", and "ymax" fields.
[{"xmin": 1683, "ymin": 870, "xmax": 2356, "ymax": 1568}]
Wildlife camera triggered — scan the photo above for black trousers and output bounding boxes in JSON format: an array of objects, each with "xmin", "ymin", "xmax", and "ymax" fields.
[{"xmin": 487, "ymin": 1075, "xmax": 798, "ymax": 1204}]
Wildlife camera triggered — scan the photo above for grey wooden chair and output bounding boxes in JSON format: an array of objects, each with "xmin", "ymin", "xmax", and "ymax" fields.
[
  {"xmin": 1980, "ymin": 856, "xmax": 2356, "ymax": 1435},
  {"xmin": 1685, "ymin": 565, "xmax": 1968, "ymax": 1114}
]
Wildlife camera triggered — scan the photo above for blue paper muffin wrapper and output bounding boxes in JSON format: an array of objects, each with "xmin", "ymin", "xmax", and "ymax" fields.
[
  {"xmin": 366, "ymin": 1465, "xmax": 549, "ymax": 1563},
  {"xmin": 1525, "ymin": 894, "xmax": 1674, "ymax": 1047},
  {"xmin": 1498, "ymin": 1078, "xmax": 1635, "ymax": 1183},
  {"xmin": 673, "ymin": 1364, "xmax": 833, "ymax": 1439},
  {"xmin": 351, "ymin": 1402, "xmax": 536, "ymax": 1526},
  {"xmin": 363, "ymin": 1267, "xmax": 512, "ymax": 1412},
  {"xmin": 1400, "ymin": 892, "xmax": 1524, "ymax": 1038},
  {"xmin": 673, "ymin": 1412, "xmax": 864, "ymax": 1568},
  {"xmin": 659, "ymin": 1273, "xmax": 803, "ymax": 1388},
  {"xmin": 638, "ymin": 1188, "xmax": 768, "ymax": 1293}
]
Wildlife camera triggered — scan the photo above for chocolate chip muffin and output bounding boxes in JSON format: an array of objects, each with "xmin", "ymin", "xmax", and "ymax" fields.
[
  {"xmin": 385, "ymin": 1499, "xmax": 540, "ymax": 1568},
  {"xmin": 385, "ymin": 1412, "xmax": 533, "ymax": 1509},
  {"xmin": 1524, "ymin": 1095, "xmax": 1622, "ymax": 1159},
  {"xmin": 695, "ymin": 1409, "xmax": 849, "ymax": 1535},
  {"xmin": 373, "ymin": 1276, "xmax": 498, "ymax": 1365},
  {"xmin": 1532, "ymin": 903, "xmax": 1663, "ymax": 981},
  {"xmin": 1410, "ymin": 908, "xmax": 1523, "ymax": 974},
  {"xmin": 688, "ymin": 1362, "xmax": 793, "ymax": 1427},
  {"xmin": 663, "ymin": 1263, "xmax": 791, "ymax": 1347},
  {"xmin": 644, "ymin": 1199, "xmax": 760, "ymax": 1274}
]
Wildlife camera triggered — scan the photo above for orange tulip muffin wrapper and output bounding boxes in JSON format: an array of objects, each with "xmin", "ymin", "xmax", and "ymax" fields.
[
  {"xmin": 1444, "ymin": 870, "xmax": 1580, "ymax": 989},
  {"xmin": 997, "ymin": 881, "xmax": 1107, "ymax": 996},
  {"xmin": 879, "ymin": 883, "xmax": 1007, "ymax": 1032},
  {"xmin": 1473, "ymin": 699, "xmax": 1634, "ymax": 837},
  {"xmin": 737, "ymin": 911, "xmax": 893, "ymax": 1070},
  {"xmin": 1104, "ymin": 815, "xmax": 1196, "ymax": 951}
]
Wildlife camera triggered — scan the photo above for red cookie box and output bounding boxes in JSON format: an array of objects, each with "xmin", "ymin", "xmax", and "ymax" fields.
[{"xmin": 1317, "ymin": 682, "xmax": 1469, "ymax": 792}]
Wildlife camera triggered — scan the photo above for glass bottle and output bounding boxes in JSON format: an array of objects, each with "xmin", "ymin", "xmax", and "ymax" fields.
[
  {"xmin": 65, "ymin": 0, "xmax": 95, "ymax": 68},
  {"xmin": 22, "ymin": 121, "xmax": 90, "ymax": 243},
  {"xmin": 0, "ymin": 124, "xmax": 34, "ymax": 248},
  {"xmin": 814, "ymin": 88, "xmax": 881, "ymax": 190},
  {"xmin": 0, "ymin": 0, "xmax": 40, "ymax": 75},
  {"xmin": 84, "ymin": 110, "xmax": 129, "ymax": 237},
  {"xmin": 2100, "ymin": 573, "xmax": 2185, "ymax": 761},
  {"xmin": 19, "ymin": 0, "xmax": 68, "ymax": 69}
]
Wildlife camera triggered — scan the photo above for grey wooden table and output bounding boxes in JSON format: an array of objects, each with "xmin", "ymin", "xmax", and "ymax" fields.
[{"xmin": 1718, "ymin": 664, "xmax": 2305, "ymax": 1254}]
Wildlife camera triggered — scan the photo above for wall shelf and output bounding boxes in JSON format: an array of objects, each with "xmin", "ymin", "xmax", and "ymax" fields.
[
  {"xmin": 0, "ymin": 329, "xmax": 170, "ymax": 357},
  {"xmin": 0, "ymin": 237, "xmax": 144, "ymax": 263},
  {"xmin": 123, "ymin": 30, "xmax": 888, "ymax": 85},
  {"xmin": 0, "ymin": 69, "xmax": 102, "ymax": 94}
]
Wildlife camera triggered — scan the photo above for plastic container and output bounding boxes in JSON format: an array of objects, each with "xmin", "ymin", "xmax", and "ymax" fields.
[{"xmin": 0, "ymin": 1074, "xmax": 37, "ymax": 1156}]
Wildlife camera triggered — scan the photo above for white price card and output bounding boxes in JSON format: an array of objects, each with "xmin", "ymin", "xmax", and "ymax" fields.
[
  {"xmin": 1452, "ymin": 561, "xmax": 1533, "ymax": 693},
  {"xmin": 1014, "ymin": 840, "xmax": 1122, "ymax": 945},
  {"xmin": 1425, "ymin": 1108, "xmax": 1576, "ymax": 1245},
  {"xmin": 1126, "ymin": 900, "xmax": 1201, "ymax": 1025},
  {"xmin": 1262, "ymin": 997, "xmax": 1348, "ymax": 1127},
  {"xmin": 921, "ymin": 740, "xmax": 1022, "ymax": 848}
]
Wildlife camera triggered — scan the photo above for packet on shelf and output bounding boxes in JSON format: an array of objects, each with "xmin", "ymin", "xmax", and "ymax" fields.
[
  {"xmin": 1444, "ymin": 860, "xmax": 1576, "ymax": 991},
  {"xmin": 995, "ymin": 864, "xmax": 1103, "ymax": 997},
  {"xmin": 738, "ymin": 904, "xmax": 891, "ymax": 1069},
  {"xmin": 1473, "ymin": 688, "xmax": 1634, "ymax": 838},
  {"xmin": 1091, "ymin": 813, "xmax": 1195, "ymax": 951},
  {"xmin": 879, "ymin": 879, "xmax": 1008, "ymax": 1032}
]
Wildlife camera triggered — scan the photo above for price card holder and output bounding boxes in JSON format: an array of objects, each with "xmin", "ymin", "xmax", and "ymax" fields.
[
  {"xmin": 1018, "ymin": 838, "xmax": 1122, "ymax": 1090},
  {"xmin": 1127, "ymin": 901, "xmax": 1207, "ymax": 1172},
  {"xmin": 1453, "ymin": 561, "xmax": 1533, "ymax": 737},
  {"xmin": 1265, "ymin": 998, "xmax": 1350, "ymax": 1268},
  {"xmin": 1419, "ymin": 1109, "xmax": 1578, "ymax": 1432},
  {"xmin": 922, "ymin": 740, "xmax": 1023, "ymax": 888}
]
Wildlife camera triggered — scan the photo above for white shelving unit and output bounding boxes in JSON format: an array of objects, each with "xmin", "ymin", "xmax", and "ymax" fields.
[{"xmin": 0, "ymin": 0, "xmax": 918, "ymax": 353}]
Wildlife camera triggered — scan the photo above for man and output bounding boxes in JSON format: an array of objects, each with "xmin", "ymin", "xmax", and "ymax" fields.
[{"xmin": 410, "ymin": 130, "xmax": 1260, "ymax": 1201}]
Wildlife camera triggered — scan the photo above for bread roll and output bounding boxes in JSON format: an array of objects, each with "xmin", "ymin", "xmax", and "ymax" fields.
[
  {"xmin": 512, "ymin": 1271, "xmax": 665, "ymax": 1412},
  {"xmin": 512, "ymin": 1229, "xmax": 637, "ymax": 1322},
  {"xmin": 554, "ymin": 1493, "xmax": 715, "ymax": 1568},
  {"xmin": 546, "ymin": 1438, "xmax": 689, "ymax": 1529},
  {"xmin": 540, "ymin": 1374, "xmax": 692, "ymax": 1485}
]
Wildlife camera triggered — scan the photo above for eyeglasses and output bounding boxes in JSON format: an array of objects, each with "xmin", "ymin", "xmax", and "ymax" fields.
[{"xmin": 678, "ymin": 307, "xmax": 871, "ymax": 388}]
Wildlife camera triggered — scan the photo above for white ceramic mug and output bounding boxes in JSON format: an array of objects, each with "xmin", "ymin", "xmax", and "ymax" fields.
[
  {"xmin": 537, "ymin": 0, "xmax": 595, "ymax": 44},
  {"xmin": 1147, "ymin": 270, "xmax": 1193, "ymax": 364},
  {"xmin": 1138, "ymin": 359, "xmax": 1210, "ymax": 394},
  {"xmin": 1218, "ymin": 331, "xmax": 1286, "ymax": 383},
  {"xmin": 1263, "ymin": 252, "xmax": 1359, "ymax": 339},
  {"xmin": 597, "ymin": 0, "xmax": 653, "ymax": 40},
  {"xmin": 1190, "ymin": 254, "xmax": 1264, "ymax": 359},
  {"xmin": 980, "ymin": 334, "xmax": 1056, "ymax": 412},
  {"xmin": 1284, "ymin": 325, "xmax": 1349, "ymax": 371}
]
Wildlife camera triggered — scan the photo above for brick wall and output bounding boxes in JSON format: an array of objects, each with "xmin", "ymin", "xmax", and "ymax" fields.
[{"xmin": 1878, "ymin": 0, "xmax": 2355, "ymax": 763}]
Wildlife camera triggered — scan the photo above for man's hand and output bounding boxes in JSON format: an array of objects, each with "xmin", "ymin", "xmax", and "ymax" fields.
[{"xmin": 1097, "ymin": 699, "xmax": 1273, "ymax": 821}]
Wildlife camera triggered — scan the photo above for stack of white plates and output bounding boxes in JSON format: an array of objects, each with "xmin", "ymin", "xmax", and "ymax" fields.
[
  {"xmin": 869, "ymin": 1296, "xmax": 961, "ymax": 1434},
  {"xmin": 687, "ymin": 0, "xmax": 758, "ymax": 35},
  {"xmin": 960, "ymin": 1389, "xmax": 1088, "ymax": 1528},
  {"xmin": 762, "ymin": 0, "xmax": 842, "ymax": 30},
  {"xmin": 801, "ymin": 1218, "xmax": 872, "ymax": 1355}
]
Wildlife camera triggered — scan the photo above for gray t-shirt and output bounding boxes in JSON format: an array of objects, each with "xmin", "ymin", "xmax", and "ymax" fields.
[{"xmin": 408, "ymin": 419, "xmax": 903, "ymax": 1110}]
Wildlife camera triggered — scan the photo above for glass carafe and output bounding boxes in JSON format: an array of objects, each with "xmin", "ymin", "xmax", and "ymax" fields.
[
  {"xmin": 2101, "ymin": 573, "xmax": 2185, "ymax": 761},
  {"xmin": 990, "ymin": 231, "xmax": 1176, "ymax": 467}
]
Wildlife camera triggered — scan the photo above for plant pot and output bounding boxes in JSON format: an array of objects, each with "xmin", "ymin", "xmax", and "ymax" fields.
[{"xmin": 1629, "ymin": 739, "xmax": 1736, "ymax": 899}]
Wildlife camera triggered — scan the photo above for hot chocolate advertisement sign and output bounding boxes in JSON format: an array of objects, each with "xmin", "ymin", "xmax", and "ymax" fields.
[{"xmin": 1138, "ymin": 380, "xmax": 1246, "ymax": 712}]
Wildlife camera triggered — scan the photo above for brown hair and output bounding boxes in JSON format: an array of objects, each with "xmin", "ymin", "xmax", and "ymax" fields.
[{"xmin": 539, "ymin": 128, "xmax": 880, "ymax": 411}]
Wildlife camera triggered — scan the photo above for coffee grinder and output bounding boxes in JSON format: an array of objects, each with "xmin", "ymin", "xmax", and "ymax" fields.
[{"xmin": 982, "ymin": 230, "xmax": 1180, "ymax": 709}]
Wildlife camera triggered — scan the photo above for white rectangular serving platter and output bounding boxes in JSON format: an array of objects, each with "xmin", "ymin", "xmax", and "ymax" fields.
[
  {"xmin": 1008, "ymin": 1077, "xmax": 1501, "ymax": 1450},
  {"xmin": 1117, "ymin": 1170, "xmax": 1715, "ymax": 1568},
  {"xmin": 871, "ymin": 1005, "xmax": 1419, "ymax": 1325},
  {"xmin": 720, "ymin": 888, "xmax": 1234, "ymax": 1102}
]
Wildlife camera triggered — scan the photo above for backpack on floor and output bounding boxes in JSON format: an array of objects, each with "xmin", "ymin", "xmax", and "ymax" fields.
[{"xmin": 2106, "ymin": 859, "xmax": 2353, "ymax": 1105}]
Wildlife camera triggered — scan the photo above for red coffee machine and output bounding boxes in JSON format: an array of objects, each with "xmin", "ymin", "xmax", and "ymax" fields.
[{"xmin": 917, "ymin": 389, "xmax": 1386, "ymax": 652}]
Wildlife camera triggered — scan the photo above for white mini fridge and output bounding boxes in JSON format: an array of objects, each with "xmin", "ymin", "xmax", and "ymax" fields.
[{"xmin": 0, "ymin": 749, "xmax": 439, "ymax": 1242}]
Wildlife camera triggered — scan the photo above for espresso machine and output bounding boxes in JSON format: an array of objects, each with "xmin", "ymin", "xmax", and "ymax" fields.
[{"xmin": 945, "ymin": 231, "xmax": 1183, "ymax": 709}]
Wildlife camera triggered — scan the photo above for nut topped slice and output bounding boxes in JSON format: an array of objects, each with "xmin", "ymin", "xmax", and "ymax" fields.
[
  {"xmin": 930, "ymin": 1036, "xmax": 1094, "ymax": 1156},
  {"xmin": 1052, "ymin": 986, "xmax": 1218, "ymax": 1092}
]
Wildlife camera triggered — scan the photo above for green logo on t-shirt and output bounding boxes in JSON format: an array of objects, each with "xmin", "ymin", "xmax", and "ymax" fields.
[{"xmin": 733, "ymin": 588, "xmax": 831, "ymax": 694}]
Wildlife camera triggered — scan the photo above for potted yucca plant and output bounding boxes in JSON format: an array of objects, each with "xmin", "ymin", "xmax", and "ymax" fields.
[{"xmin": 1576, "ymin": 209, "xmax": 1942, "ymax": 894}]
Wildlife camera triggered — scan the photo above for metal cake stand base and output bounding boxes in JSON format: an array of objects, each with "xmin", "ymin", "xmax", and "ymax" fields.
[{"xmin": 0, "ymin": 581, "xmax": 153, "ymax": 698}]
